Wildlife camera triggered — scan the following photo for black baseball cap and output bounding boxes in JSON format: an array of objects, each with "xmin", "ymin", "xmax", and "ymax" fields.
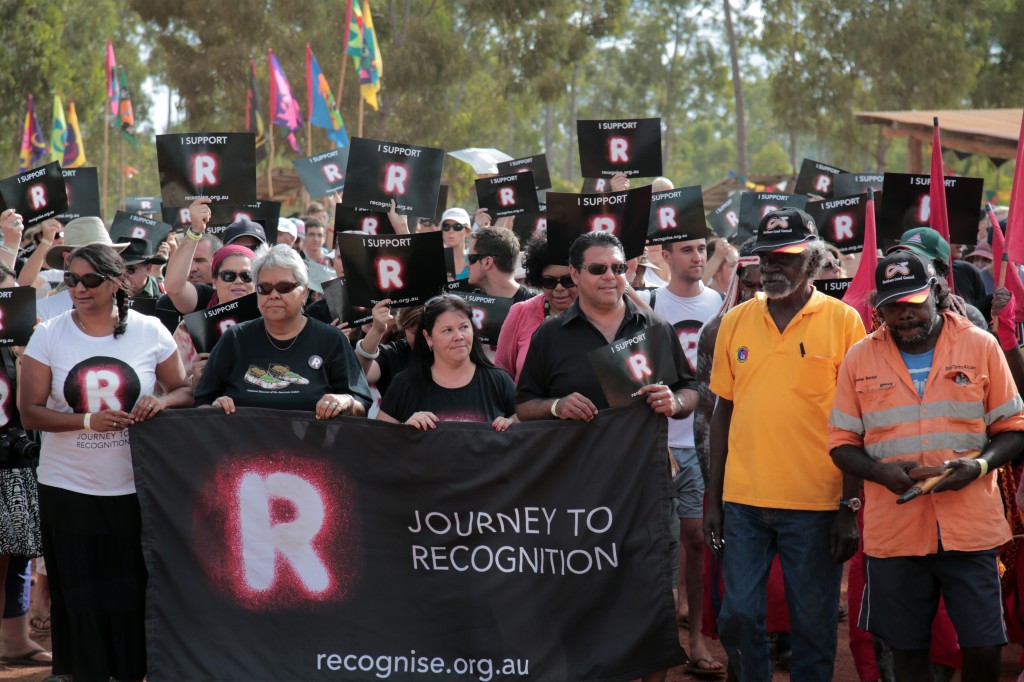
[
  {"xmin": 874, "ymin": 251, "xmax": 936, "ymax": 308},
  {"xmin": 750, "ymin": 208, "xmax": 818, "ymax": 254}
]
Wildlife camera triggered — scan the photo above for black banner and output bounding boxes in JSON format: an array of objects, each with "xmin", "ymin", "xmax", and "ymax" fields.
[
  {"xmin": 126, "ymin": 297, "xmax": 158, "ymax": 317},
  {"xmin": 0, "ymin": 287, "xmax": 36, "ymax": 346},
  {"xmin": 336, "ymin": 232, "xmax": 448, "ymax": 308},
  {"xmin": 577, "ymin": 119, "xmax": 662, "ymax": 178},
  {"xmin": 334, "ymin": 206, "xmax": 394, "ymax": 236},
  {"xmin": 647, "ymin": 186, "xmax": 707, "ymax": 245},
  {"xmin": 292, "ymin": 148, "xmax": 350, "ymax": 198},
  {"xmin": 546, "ymin": 186, "xmax": 653, "ymax": 263},
  {"xmin": 57, "ymin": 167, "xmax": 101, "ymax": 221},
  {"xmin": 793, "ymin": 159, "xmax": 847, "ymax": 198},
  {"xmin": 131, "ymin": 404, "xmax": 683, "ymax": 682},
  {"xmin": 110, "ymin": 211, "xmax": 172, "ymax": 247},
  {"xmin": 125, "ymin": 195, "xmax": 162, "ymax": 218},
  {"xmin": 587, "ymin": 326, "xmax": 677, "ymax": 407},
  {"xmin": 814, "ymin": 278, "xmax": 852, "ymax": 299},
  {"xmin": 322, "ymin": 277, "xmax": 372, "ymax": 327},
  {"xmin": 0, "ymin": 161, "xmax": 69, "ymax": 226},
  {"xmin": 496, "ymin": 154, "xmax": 552, "ymax": 191},
  {"xmin": 342, "ymin": 137, "xmax": 445, "ymax": 216},
  {"xmin": 156, "ymin": 133, "xmax": 258, "ymax": 205},
  {"xmin": 877, "ymin": 173, "xmax": 984, "ymax": 244},
  {"xmin": 805, "ymin": 193, "xmax": 876, "ymax": 254},
  {"xmin": 476, "ymin": 172, "xmax": 539, "ymax": 218},
  {"xmin": 162, "ymin": 201, "xmax": 281, "ymax": 244},
  {"xmin": 739, "ymin": 192, "xmax": 808, "ymax": 242},
  {"xmin": 451, "ymin": 291, "xmax": 515, "ymax": 345},
  {"xmin": 580, "ymin": 178, "xmax": 612, "ymax": 193},
  {"xmin": 183, "ymin": 292, "xmax": 261, "ymax": 354},
  {"xmin": 833, "ymin": 173, "xmax": 884, "ymax": 198},
  {"xmin": 706, "ymin": 194, "xmax": 740, "ymax": 239}
]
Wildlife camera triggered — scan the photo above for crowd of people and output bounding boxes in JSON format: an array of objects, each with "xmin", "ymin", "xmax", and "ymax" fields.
[{"xmin": 0, "ymin": 164, "xmax": 1022, "ymax": 682}]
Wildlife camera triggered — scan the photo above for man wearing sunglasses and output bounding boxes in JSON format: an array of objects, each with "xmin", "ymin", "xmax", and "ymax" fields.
[
  {"xmin": 516, "ymin": 231, "xmax": 697, "ymax": 424},
  {"xmin": 467, "ymin": 227, "xmax": 535, "ymax": 303},
  {"xmin": 121, "ymin": 237, "xmax": 169, "ymax": 299}
]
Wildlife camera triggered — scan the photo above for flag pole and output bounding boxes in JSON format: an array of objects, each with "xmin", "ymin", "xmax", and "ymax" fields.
[
  {"xmin": 267, "ymin": 125, "xmax": 275, "ymax": 198},
  {"xmin": 102, "ymin": 103, "xmax": 109, "ymax": 218},
  {"xmin": 337, "ymin": 0, "xmax": 353, "ymax": 110},
  {"xmin": 358, "ymin": 97, "xmax": 364, "ymax": 138},
  {"xmin": 118, "ymin": 132, "xmax": 125, "ymax": 212}
]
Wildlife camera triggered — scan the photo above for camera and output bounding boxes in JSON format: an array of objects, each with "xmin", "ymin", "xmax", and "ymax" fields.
[{"xmin": 0, "ymin": 428, "xmax": 40, "ymax": 466}]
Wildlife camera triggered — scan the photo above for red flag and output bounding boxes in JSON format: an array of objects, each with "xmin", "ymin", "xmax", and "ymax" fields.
[
  {"xmin": 929, "ymin": 118, "xmax": 954, "ymax": 289},
  {"xmin": 988, "ymin": 205, "xmax": 1024, "ymax": 321},
  {"xmin": 1004, "ymin": 111, "xmax": 1024, "ymax": 265},
  {"xmin": 341, "ymin": 0, "xmax": 354, "ymax": 58},
  {"xmin": 842, "ymin": 189, "xmax": 879, "ymax": 331}
]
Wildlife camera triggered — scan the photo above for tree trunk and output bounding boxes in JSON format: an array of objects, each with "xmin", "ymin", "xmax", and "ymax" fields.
[{"xmin": 723, "ymin": 0, "xmax": 747, "ymax": 178}]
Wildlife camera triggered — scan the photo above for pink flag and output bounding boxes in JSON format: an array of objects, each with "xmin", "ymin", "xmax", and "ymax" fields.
[
  {"xmin": 268, "ymin": 49, "xmax": 303, "ymax": 153},
  {"xmin": 929, "ymin": 118, "xmax": 954, "ymax": 289},
  {"xmin": 1004, "ymin": 111, "xmax": 1024, "ymax": 265},
  {"xmin": 842, "ymin": 189, "xmax": 879, "ymax": 331},
  {"xmin": 988, "ymin": 205, "xmax": 1024, "ymax": 322},
  {"xmin": 106, "ymin": 41, "xmax": 119, "ymax": 118}
]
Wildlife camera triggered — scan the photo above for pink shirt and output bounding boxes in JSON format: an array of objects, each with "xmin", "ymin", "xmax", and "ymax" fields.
[{"xmin": 495, "ymin": 294, "xmax": 547, "ymax": 383}]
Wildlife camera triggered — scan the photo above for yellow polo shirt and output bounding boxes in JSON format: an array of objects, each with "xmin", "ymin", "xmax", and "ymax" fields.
[{"xmin": 710, "ymin": 290, "xmax": 865, "ymax": 510}]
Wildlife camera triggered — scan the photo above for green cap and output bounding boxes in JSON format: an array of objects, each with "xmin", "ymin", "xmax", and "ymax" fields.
[{"xmin": 885, "ymin": 227, "xmax": 950, "ymax": 264}]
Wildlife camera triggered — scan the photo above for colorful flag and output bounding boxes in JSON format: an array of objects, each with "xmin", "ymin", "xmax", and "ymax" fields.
[
  {"xmin": 358, "ymin": 0, "xmax": 383, "ymax": 111},
  {"xmin": 1004, "ymin": 110, "xmax": 1024, "ymax": 265},
  {"xmin": 306, "ymin": 46, "xmax": 349, "ymax": 148},
  {"xmin": 118, "ymin": 66, "xmax": 135, "ymax": 133},
  {"xmin": 50, "ymin": 94, "xmax": 67, "ymax": 163},
  {"xmin": 63, "ymin": 100, "xmax": 87, "ymax": 168},
  {"xmin": 246, "ymin": 59, "xmax": 269, "ymax": 162},
  {"xmin": 106, "ymin": 41, "xmax": 119, "ymax": 118},
  {"xmin": 929, "ymin": 118, "xmax": 954, "ymax": 289},
  {"xmin": 268, "ymin": 49, "xmax": 304, "ymax": 153},
  {"xmin": 842, "ymin": 188, "xmax": 879, "ymax": 331},
  {"xmin": 347, "ymin": 2, "xmax": 365, "ymax": 63},
  {"xmin": 18, "ymin": 94, "xmax": 48, "ymax": 172}
]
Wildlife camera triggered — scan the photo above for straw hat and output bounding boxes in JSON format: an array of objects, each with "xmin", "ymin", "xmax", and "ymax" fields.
[{"xmin": 45, "ymin": 217, "xmax": 130, "ymax": 270}]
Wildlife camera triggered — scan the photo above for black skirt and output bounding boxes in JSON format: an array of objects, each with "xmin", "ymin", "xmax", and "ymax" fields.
[{"xmin": 38, "ymin": 484, "xmax": 147, "ymax": 682}]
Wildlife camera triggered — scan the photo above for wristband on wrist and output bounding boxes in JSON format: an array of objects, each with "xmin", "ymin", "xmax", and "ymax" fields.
[
  {"xmin": 185, "ymin": 227, "xmax": 203, "ymax": 241},
  {"xmin": 39, "ymin": 239, "xmax": 53, "ymax": 248},
  {"xmin": 550, "ymin": 399, "xmax": 560, "ymax": 418},
  {"xmin": 83, "ymin": 413, "xmax": 92, "ymax": 430},
  {"xmin": 355, "ymin": 338, "xmax": 380, "ymax": 360},
  {"xmin": 977, "ymin": 458, "xmax": 990, "ymax": 478},
  {"xmin": 0, "ymin": 245, "xmax": 17, "ymax": 256}
]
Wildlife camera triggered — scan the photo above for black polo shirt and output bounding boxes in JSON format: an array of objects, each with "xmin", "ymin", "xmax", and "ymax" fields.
[{"xmin": 515, "ymin": 295, "xmax": 697, "ymax": 410}]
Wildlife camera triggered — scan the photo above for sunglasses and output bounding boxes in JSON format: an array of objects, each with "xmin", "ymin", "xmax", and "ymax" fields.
[
  {"xmin": 441, "ymin": 222, "xmax": 466, "ymax": 232},
  {"xmin": 256, "ymin": 281, "xmax": 302, "ymax": 295},
  {"xmin": 125, "ymin": 264, "xmax": 144, "ymax": 275},
  {"xmin": 467, "ymin": 253, "xmax": 493, "ymax": 265},
  {"xmin": 575, "ymin": 262, "xmax": 628, "ymax": 276},
  {"xmin": 63, "ymin": 272, "xmax": 109, "ymax": 289},
  {"xmin": 218, "ymin": 269, "xmax": 254, "ymax": 283},
  {"xmin": 540, "ymin": 275, "xmax": 576, "ymax": 290}
]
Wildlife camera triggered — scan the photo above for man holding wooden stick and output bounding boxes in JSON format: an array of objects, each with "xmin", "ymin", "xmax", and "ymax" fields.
[{"xmin": 829, "ymin": 250, "xmax": 1024, "ymax": 682}]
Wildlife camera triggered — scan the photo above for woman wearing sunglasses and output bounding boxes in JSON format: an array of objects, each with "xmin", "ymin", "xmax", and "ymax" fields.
[
  {"xmin": 440, "ymin": 208, "xmax": 471, "ymax": 282},
  {"xmin": 171, "ymin": 244, "xmax": 256, "ymax": 389},
  {"xmin": 495, "ymin": 232, "xmax": 579, "ymax": 382},
  {"xmin": 376, "ymin": 294, "xmax": 516, "ymax": 432},
  {"xmin": 194, "ymin": 245, "xmax": 372, "ymax": 418},
  {"xmin": 19, "ymin": 243, "xmax": 193, "ymax": 682}
]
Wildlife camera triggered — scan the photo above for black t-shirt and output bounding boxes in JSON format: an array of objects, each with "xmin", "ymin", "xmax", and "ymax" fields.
[
  {"xmin": 380, "ymin": 364, "xmax": 516, "ymax": 423},
  {"xmin": 376, "ymin": 338, "xmax": 411, "ymax": 397},
  {"xmin": 156, "ymin": 283, "xmax": 214, "ymax": 315},
  {"xmin": 515, "ymin": 296, "xmax": 697, "ymax": 410},
  {"xmin": 194, "ymin": 316, "xmax": 372, "ymax": 412},
  {"xmin": 470, "ymin": 285, "xmax": 537, "ymax": 304}
]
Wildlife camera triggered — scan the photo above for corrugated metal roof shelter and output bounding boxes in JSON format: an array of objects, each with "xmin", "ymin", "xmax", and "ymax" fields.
[{"xmin": 856, "ymin": 108, "xmax": 1022, "ymax": 172}]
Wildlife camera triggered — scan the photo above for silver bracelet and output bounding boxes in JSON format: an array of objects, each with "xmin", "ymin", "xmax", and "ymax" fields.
[{"xmin": 355, "ymin": 338, "xmax": 380, "ymax": 360}]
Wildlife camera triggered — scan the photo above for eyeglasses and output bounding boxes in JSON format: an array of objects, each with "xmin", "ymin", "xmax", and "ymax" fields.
[
  {"xmin": 125, "ymin": 264, "xmax": 143, "ymax": 276},
  {"xmin": 540, "ymin": 275, "xmax": 576, "ymax": 290},
  {"xmin": 64, "ymin": 272, "xmax": 108, "ymax": 289},
  {"xmin": 467, "ymin": 253, "xmax": 493, "ymax": 265},
  {"xmin": 441, "ymin": 222, "xmax": 466, "ymax": 232},
  {"xmin": 256, "ymin": 281, "xmax": 302, "ymax": 295},
  {"xmin": 574, "ymin": 262, "xmax": 628, "ymax": 276},
  {"xmin": 218, "ymin": 269, "xmax": 254, "ymax": 283}
]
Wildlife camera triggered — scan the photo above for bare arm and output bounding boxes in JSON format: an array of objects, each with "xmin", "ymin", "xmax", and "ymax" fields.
[
  {"xmin": 18, "ymin": 356, "xmax": 132, "ymax": 432},
  {"xmin": 693, "ymin": 317, "xmax": 721, "ymax": 486},
  {"xmin": 17, "ymin": 219, "xmax": 59, "ymax": 288},
  {"xmin": 164, "ymin": 198, "xmax": 212, "ymax": 313},
  {"xmin": 0, "ymin": 210, "xmax": 24, "ymax": 270}
]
